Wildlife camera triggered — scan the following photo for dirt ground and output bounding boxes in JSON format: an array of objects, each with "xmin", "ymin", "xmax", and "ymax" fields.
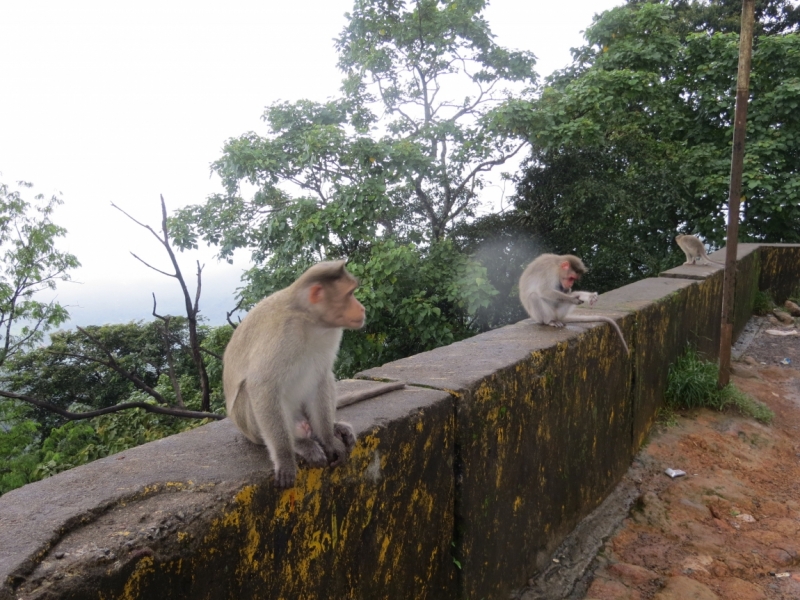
[{"xmin": 581, "ymin": 315, "xmax": 800, "ymax": 600}]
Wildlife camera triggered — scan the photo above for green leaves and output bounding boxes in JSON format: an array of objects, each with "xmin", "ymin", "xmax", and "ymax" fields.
[
  {"xmin": 498, "ymin": 0, "xmax": 800, "ymax": 294},
  {"xmin": 0, "ymin": 181, "xmax": 80, "ymax": 367}
]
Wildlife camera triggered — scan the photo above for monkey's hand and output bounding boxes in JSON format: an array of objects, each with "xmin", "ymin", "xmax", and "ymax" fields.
[
  {"xmin": 294, "ymin": 438, "xmax": 328, "ymax": 468},
  {"xmin": 273, "ymin": 464, "xmax": 297, "ymax": 488},
  {"xmin": 547, "ymin": 321, "xmax": 566, "ymax": 328},
  {"xmin": 573, "ymin": 291, "xmax": 598, "ymax": 306},
  {"xmin": 334, "ymin": 421, "xmax": 356, "ymax": 453},
  {"xmin": 325, "ymin": 435, "xmax": 350, "ymax": 468}
]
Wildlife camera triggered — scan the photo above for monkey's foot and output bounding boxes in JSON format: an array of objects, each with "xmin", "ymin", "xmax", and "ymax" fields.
[
  {"xmin": 295, "ymin": 438, "xmax": 328, "ymax": 468},
  {"xmin": 548, "ymin": 321, "xmax": 565, "ymax": 328},
  {"xmin": 273, "ymin": 465, "xmax": 297, "ymax": 488},
  {"xmin": 334, "ymin": 421, "xmax": 356, "ymax": 452}
]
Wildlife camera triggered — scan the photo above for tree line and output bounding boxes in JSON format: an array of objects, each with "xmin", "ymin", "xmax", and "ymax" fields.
[{"xmin": 2, "ymin": 0, "xmax": 799, "ymax": 494}]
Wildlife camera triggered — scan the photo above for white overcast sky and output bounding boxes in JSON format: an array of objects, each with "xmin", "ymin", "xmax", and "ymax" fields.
[{"xmin": 0, "ymin": 0, "xmax": 623, "ymax": 329}]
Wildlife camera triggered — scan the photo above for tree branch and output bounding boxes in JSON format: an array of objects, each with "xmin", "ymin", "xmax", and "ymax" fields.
[{"xmin": 0, "ymin": 389, "xmax": 223, "ymax": 421}]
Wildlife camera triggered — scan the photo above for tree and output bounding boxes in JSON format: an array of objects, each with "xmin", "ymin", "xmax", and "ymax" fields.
[
  {"xmin": 479, "ymin": 0, "xmax": 800, "ymax": 294},
  {"xmin": 0, "ymin": 180, "xmax": 79, "ymax": 366},
  {"xmin": 171, "ymin": 0, "xmax": 529, "ymax": 372},
  {"xmin": 0, "ymin": 319, "xmax": 229, "ymax": 495}
]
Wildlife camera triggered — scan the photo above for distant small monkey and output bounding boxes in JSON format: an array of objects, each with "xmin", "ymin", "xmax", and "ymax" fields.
[
  {"xmin": 223, "ymin": 260, "xmax": 365, "ymax": 488},
  {"xmin": 675, "ymin": 234, "xmax": 725, "ymax": 266},
  {"xmin": 518, "ymin": 254, "xmax": 629, "ymax": 355}
]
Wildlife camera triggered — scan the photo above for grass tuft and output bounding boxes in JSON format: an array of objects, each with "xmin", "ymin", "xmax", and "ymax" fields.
[
  {"xmin": 752, "ymin": 290, "xmax": 774, "ymax": 316},
  {"xmin": 666, "ymin": 346, "xmax": 773, "ymax": 424}
]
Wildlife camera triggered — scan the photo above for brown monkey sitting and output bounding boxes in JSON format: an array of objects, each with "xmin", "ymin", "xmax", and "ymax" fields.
[
  {"xmin": 518, "ymin": 253, "xmax": 629, "ymax": 355},
  {"xmin": 223, "ymin": 260, "xmax": 365, "ymax": 488}
]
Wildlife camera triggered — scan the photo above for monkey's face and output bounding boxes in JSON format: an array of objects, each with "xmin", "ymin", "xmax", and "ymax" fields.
[
  {"xmin": 309, "ymin": 280, "xmax": 366, "ymax": 329},
  {"xmin": 559, "ymin": 262, "xmax": 580, "ymax": 291}
]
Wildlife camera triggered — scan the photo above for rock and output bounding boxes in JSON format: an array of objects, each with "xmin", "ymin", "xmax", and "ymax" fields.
[
  {"xmin": 585, "ymin": 576, "xmax": 642, "ymax": 600},
  {"xmin": 766, "ymin": 547, "xmax": 797, "ymax": 566},
  {"xmin": 767, "ymin": 315, "xmax": 781, "ymax": 327},
  {"xmin": 731, "ymin": 365, "xmax": 758, "ymax": 379},
  {"xmin": 653, "ymin": 575, "xmax": 719, "ymax": 599},
  {"xmin": 772, "ymin": 309, "xmax": 794, "ymax": 325},
  {"xmin": 716, "ymin": 577, "xmax": 767, "ymax": 600},
  {"xmin": 608, "ymin": 562, "xmax": 660, "ymax": 586},
  {"xmin": 785, "ymin": 300, "xmax": 800, "ymax": 317}
]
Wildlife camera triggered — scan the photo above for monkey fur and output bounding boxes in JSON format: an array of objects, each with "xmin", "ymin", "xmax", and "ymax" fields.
[
  {"xmin": 675, "ymin": 234, "xmax": 725, "ymax": 266},
  {"xmin": 223, "ymin": 260, "xmax": 365, "ymax": 488},
  {"xmin": 519, "ymin": 253, "xmax": 629, "ymax": 355}
]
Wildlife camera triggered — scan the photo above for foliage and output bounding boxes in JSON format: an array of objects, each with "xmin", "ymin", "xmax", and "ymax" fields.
[
  {"xmin": 751, "ymin": 290, "xmax": 774, "ymax": 315},
  {"xmin": 0, "ymin": 320, "xmax": 229, "ymax": 495},
  {"xmin": 665, "ymin": 346, "xmax": 773, "ymax": 423},
  {"xmin": 0, "ymin": 180, "xmax": 79, "ymax": 366},
  {"xmin": 171, "ymin": 0, "xmax": 536, "ymax": 372},
  {"xmin": 476, "ymin": 0, "xmax": 800, "ymax": 293}
]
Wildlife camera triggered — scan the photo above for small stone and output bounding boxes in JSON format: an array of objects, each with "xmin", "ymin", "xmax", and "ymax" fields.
[
  {"xmin": 773, "ymin": 309, "xmax": 794, "ymax": 325},
  {"xmin": 654, "ymin": 575, "xmax": 718, "ymax": 599},
  {"xmin": 55, "ymin": 552, "xmax": 65, "ymax": 559},
  {"xmin": 785, "ymin": 300, "xmax": 800, "ymax": 317}
]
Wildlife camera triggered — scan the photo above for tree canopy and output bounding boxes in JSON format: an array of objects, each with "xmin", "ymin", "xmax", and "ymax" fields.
[
  {"xmin": 0, "ymin": 181, "xmax": 79, "ymax": 366},
  {"xmin": 172, "ymin": 0, "xmax": 535, "ymax": 372},
  {"xmin": 476, "ymin": 0, "xmax": 800, "ymax": 293}
]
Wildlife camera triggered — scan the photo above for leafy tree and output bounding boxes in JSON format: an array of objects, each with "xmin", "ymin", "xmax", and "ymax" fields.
[
  {"xmin": 0, "ymin": 180, "xmax": 79, "ymax": 366},
  {"xmin": 0, "ymin": 319, "xmax": 229, "ymax": 495},
  {"xmin": 172, "ymin": 0, "xmax": 530, "ymax": 372},
  {"xmin": 479, "ymin": 0, "xmax": 800, "ymax": 294}
]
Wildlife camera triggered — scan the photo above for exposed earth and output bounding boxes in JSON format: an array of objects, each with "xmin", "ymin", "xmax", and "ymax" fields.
[{"xmin": 517, "ymin": 315, "xmax": 800, "ymax": 600}]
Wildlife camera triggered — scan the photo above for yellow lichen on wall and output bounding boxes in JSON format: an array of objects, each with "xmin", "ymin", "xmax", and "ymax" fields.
[{"xmin": 119, "ymin": 556, "xmax": 155, "ymax": 600}]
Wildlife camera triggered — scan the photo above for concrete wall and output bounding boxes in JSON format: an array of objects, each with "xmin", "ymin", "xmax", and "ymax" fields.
[{"xmin": 1, "ymin": 244, "xmax": 799, "ymax": 600}]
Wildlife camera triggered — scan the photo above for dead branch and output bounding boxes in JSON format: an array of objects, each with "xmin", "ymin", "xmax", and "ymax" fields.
[
  {"xmin": 152, "ymin": 294, "xmax": 185, "ymax": 407},
  {"xmin": 226, "ymin": 298, "xmax": 245, "ymax": 329},
  {"xmin": 74, "ymin": 326, "xmax": 169, "ymax": 404},
  {"xmin": 113, "ymin": 196, "xmax": 212, "ymax": 411},
  {"xmin": 0, "ymin": 389, "xmax": 223, "ymax": 421}
]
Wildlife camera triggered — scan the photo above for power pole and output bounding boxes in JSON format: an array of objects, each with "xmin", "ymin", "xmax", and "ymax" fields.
[{"xmin": 718, "ymin": 0, "xmax": 755, "ymax": 388}]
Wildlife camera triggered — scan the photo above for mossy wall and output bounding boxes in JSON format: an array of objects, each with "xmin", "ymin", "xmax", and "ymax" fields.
[{"xmin": 1, "ymin": 244, "xmax": 797, "ymax": 600}]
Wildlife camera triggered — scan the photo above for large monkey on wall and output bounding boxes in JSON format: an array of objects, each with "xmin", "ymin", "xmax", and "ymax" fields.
[{"xmin": 223, "ymin": 260, "xmax": 366, "ymax": 488}]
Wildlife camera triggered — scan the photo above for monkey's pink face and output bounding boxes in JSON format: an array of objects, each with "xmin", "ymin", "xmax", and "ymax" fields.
[
  {"xmin": 339, "ymin": 283, "xmax": 366, "ymax": 329},
  {"xmin": 309, "ymin": 280, "xmax": 366, "ymax": 329},
  {"xmin": 560, "ymin": 262, "xmax": 580, "ymax": 291}
]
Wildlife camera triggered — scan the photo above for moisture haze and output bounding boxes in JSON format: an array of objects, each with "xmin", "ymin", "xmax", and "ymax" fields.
[{"xmin": 0, "ymin": 0, "xmax": 623, "ymax": 329}]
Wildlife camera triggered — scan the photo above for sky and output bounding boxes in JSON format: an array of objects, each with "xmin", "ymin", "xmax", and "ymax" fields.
[{"xmin": 0, "ymin": 0, "xmax": 624, "ymax": 330}]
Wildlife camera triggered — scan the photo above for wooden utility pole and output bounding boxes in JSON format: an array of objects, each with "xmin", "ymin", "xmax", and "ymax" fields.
[{"xmin": 718, "ymin": 0, "xmax": 755, "ymax": 388}]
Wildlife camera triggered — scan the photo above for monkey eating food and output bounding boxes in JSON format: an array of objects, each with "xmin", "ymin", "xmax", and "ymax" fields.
[
  {"xmin": 223, "ymin": 260, "xmax": 366, "ymax": 488},
  {"xmin": 675, "ymin": 234, "xmax": 725, "ymax": 267},
  {"xmin": 518, "ymin": 253, "xmax": 629, "ymax": 355}
]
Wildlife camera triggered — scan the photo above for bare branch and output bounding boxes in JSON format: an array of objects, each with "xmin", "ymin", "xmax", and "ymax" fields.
[
  {"xmin": 152, "ymin": 294, "xmax": 185, "ymax": 407},
  {"xmin": 75, "ymin": 326, "xmax": 169, "ymax": 404},
  {"xmin": 226, "ymin": 299, "xmax": 244, "ymax": 329},
  {"xmin": 0, "ymin": 389, "xmax": 223, "ymax": 421},
  {"xmin": 130, "ymin": 252, "xmax": 176, "ymax": 278}
]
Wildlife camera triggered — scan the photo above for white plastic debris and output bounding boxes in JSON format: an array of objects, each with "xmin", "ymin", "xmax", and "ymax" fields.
[
  {"xmin": 765, "ymin": 329, "xmax": 798, "ymax": 336},
  {"xmin": 664, "ymin": 468, "xmax": 686, "ymax": 478},
  {"xmin": 781, "ymin": 358, "xmax": 792, "ymax": 366}
]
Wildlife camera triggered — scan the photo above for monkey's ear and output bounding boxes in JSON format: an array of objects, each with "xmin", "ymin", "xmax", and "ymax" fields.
[
  {"xmin": 560, "ymin": 261, "xmax": 570, "ymax": 270},
  {"xmin": 308, "ymin": 284, "xmax": 325, "ymax": 305}
]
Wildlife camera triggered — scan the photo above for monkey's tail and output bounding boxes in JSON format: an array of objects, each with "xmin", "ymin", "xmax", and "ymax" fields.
[{"xmin": 563, "ymin": 315, "xmax": 630, "ymax": 356}]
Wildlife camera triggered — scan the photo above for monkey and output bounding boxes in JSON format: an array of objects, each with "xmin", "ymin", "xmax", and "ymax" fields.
[
  {"xmin": 223, "ymin": 260, "xmax": 366, "ymax": 488},
  {"xmin": 518, "ymin": 254, "xmax": 630, "ymax": 355},
  {"xmin": 675, "ymin": 234, "xmax": 725, "ymax": 266}
]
